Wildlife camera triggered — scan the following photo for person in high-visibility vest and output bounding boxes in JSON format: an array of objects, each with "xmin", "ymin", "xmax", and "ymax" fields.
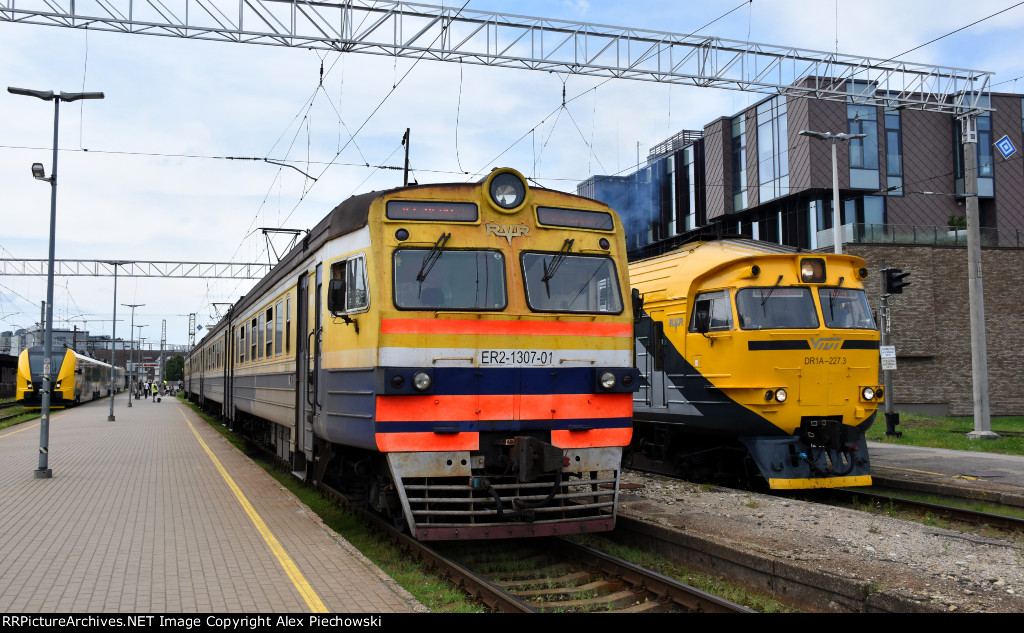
[{"xmin": 152, "ymin": 382, "xmax": 159, "ymax": 400}]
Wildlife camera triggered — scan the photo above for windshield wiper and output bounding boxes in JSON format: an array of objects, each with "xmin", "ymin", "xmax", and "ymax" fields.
[
  {"xmin": 761, "ymin": 275, "xmax": 784, "ymax": 311},
  {"xmin": 416, "ymin": 232, "xmax": 451, "ymax": 290},
  {"xmin": 542, "ymin": 238, "xmax": 574, "ymax": 298},
  {"xmin": 828, "ymin": 277, "xmax": 845, "ymax": 319}
]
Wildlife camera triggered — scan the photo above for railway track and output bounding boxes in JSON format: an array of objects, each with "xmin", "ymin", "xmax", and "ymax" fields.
[
  {"xmin": 433, "ymin": 537, "xmax": 752, "ymax": 613},
  {"xmin": 824, "ymin": 487, "xmax": 1024, "ymax": 534},
  {"xmin": 316, "ymin": 481, "xmax": 751, "ymax": 613}
]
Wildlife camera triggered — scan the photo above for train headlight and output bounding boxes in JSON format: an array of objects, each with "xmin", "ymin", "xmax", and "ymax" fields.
[
  {"xmin": 775, "ymin": 388, "xmax": 788, "ymax": 403},
  {"xmin": 484, "ymin": 168, "xmax": 528, "ymax": 213},
  {"xmin": 599, "ymin": 371, "xmax": 617, "ymax": 390},
  {"xmin": 764, "ymin": 389, "xmax": 775, "ymax": 402},
  {"xmin": 412, "ymin": 371, "xmax": 432, "ymax": 391},
  {"xmin": 800, "ymin": 258, "xmax": 826, "ymax": 283},
  {"xmin": 489, "ymin": 170, "xmax": 526, "ymax": 210},
  {"xmin": 862, "ymin": 386, "xmax": 876, "ymax": 401}
]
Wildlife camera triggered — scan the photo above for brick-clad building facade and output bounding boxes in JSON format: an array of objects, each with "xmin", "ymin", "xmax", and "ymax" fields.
[
  {"xmin": 849, "ymin": 244, "xmax": 1024, "ymax": 416},
  {"xmin": 580, "ymin": 81, "xmax": 1024, "ymax": 416}
]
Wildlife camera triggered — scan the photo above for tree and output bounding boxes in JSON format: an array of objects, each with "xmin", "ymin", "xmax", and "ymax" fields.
[{"xmin": 165, "ymin": 355, "xmax": 184, "ymax": 381}]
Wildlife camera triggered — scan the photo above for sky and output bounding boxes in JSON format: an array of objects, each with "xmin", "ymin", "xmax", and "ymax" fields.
[{"xmin": 2, "ymin": 0, "xmax": 1024, "ymax": 350}]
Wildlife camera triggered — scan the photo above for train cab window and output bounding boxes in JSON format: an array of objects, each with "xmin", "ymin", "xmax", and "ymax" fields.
[
  {"xmin": 690, "ymin": 290, "xmax": 733, "ymax": 332},
  {"xmin": 736, "ymin": 287, "xmax": 819, "ymax": 330},
  {"xmin": 521, "ymin": 253, "xmax": 623, "ymax": 313},
  {"xmin": 328, "ymin": 255, "xmax": 369, "ymax": 315},
  {"xmin": 393, "ymin": 248, "xmax": 506, "ymax": 310},
  {"xmin": 818, "ymin": 288, "xmax": 876, "ymax": 329}
]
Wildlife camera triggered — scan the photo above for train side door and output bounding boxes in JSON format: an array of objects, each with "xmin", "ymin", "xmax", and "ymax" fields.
[
  {"xmin": 294, "ymin": 271, "xmax": 311, "ymax": 477},
  {"xmin": 294, "ymin": 265, "xmax": 321, "ymax": 478}
]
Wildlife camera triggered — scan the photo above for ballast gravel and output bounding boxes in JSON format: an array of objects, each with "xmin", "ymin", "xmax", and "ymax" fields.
[{"xmin": 616, "ymin": 470, "xmax": 1024, "ymax": 613}]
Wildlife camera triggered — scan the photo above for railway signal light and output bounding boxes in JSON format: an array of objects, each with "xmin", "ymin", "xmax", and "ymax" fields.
[{"xmin": 884, "ymin": 268, "xmax": 911, "ymax": 294}]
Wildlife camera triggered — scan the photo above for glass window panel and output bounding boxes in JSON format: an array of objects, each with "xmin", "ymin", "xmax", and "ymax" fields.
[
  {"xmin": 863, "ymin": 196, "xmax": 885, "ymax": 225},
  {"xmin": 346, "ymin": 257, "xmax": 368, "ymax": 311},
  {"xmin": 818, "ymin": 288, "xmax": 876, "ymax": 329},
  {"xmin": 850, "ymin": 169, "xmax": 879, "ymax": 190},
  {"xmin": 521, "ymin": 253, "xmax": 623, "ymax": 314},
  {"xmin": 886, "ymin": 130, "xmax": 903, "ymax": 176},
  {"xmin": 275, "ymin": 301, "xmax": 283, "ymax": 356},
  {"xmin": 258, "ymin": 314, "xmax": 265, "ymax": 359},
  {"xmin": 394, "ymin": 249, "xmax": 506, "ymax": 310},
  {"xmin": 736, "ymin": 288, "xmax": 819, "ymax": 329},
  {"xmin": 690, "ymin": 290, "xmax": 733, "ymax": 331},
  {"xmin": 285, "ymin": 296, "xmax": 291, "ymax": 354}
]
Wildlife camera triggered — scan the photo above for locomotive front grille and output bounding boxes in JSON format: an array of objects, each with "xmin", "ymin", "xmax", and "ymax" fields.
[
  {"xmin": 387, "ymin": 451, "xmax": 622, "ymax": 539},
  {"xmin": 402, "ymin": 476, "xmax": 618, "ymax": 522}
]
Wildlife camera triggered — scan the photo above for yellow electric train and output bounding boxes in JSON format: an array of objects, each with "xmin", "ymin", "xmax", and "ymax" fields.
[
  {"xmin": 185, "ymin": 168, "xmax": 639, "ymax": 540},
  {"xmin": 17, "ymin": 346, "xmax": 126, "ymax": 408}
]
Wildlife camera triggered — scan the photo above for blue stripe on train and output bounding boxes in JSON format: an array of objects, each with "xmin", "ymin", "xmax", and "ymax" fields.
[{"xmin": 385, "ymin": 366, "xmax": 636, "ymax": 396}]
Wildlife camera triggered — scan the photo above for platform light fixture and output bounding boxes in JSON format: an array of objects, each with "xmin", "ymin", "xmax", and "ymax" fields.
[{"xmin": 9, "ymin": 86, "xmax": 105, "ymax": 478}]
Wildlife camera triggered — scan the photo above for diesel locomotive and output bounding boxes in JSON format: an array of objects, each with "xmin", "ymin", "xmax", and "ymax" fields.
[{"xmin": 627, "ymin": 238, "xmax": 882, "ymax": 489}]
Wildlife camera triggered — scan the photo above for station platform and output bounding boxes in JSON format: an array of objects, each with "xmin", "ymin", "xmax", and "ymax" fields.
[
  {"xmin": 868, "ymin": 441, "xmax": 1024, "ymax": 508},
  {"xmin": 0, "ymin": 395, "xmax": 426, "ymax": 614}
]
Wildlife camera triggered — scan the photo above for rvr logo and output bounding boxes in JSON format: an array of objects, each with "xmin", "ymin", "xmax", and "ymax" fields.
[
  {"xmin": 485, "ymin": 223, "xmax": 530, "ymax": 244},
  {"xmin": 810, "ymin": 337, "xmax": 842, "ymax": 350}
]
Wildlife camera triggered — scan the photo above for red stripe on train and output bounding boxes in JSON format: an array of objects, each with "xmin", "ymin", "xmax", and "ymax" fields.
[
  {"xmin": 375, "ymin": 428, "xmax": 632, "ymax": 452},
  {"xmin": 381, "ymin": 318, "xmax": 631, "ymax": 337},
  {"xmin": 375, "ymin": 393, "xmax": 633, "ymax": 421}
]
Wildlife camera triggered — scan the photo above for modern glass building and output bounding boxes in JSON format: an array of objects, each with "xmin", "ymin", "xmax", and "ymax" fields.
[{"xmin": 580, "ymin": 81, "xmax": 1024, "ymax": 258}]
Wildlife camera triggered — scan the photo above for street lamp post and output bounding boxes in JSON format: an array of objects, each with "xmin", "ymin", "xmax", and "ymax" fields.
[
  {"xmin": 105, "ymin": 262, "xmax": 128, "ymax": 421},
  {"xmin": 799, "ymin": 130, "xmax": 867, "ymax": 254},
  {"xmin": 124, "ymin": 304, "xmax": 144, "ymax": 408},
  {"xmin": 9, "ymin": 86, "xmax": 104, "ymax": 478},
  {"xmin": 139, "ymin": 337, "xmax": 148, "ymax": 385},
  {"xmin": 135, "ymin": 326, "xmax": 148, "ymax": 393}
]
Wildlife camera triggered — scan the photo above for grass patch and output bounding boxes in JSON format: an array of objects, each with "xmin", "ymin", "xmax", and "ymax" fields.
[
  {"xmin": 0, "ymin": 405, "xmax": 39, "ymax": 431},
  {"xmin": 868, "ymin": 414, "xmax": 1024, "ymax": 455}
]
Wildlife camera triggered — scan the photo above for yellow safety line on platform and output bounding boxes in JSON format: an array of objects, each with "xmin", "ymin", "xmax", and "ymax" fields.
[{"xmin": 179, "ymin": 410, "xmax": 328, "ymax": 613}]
